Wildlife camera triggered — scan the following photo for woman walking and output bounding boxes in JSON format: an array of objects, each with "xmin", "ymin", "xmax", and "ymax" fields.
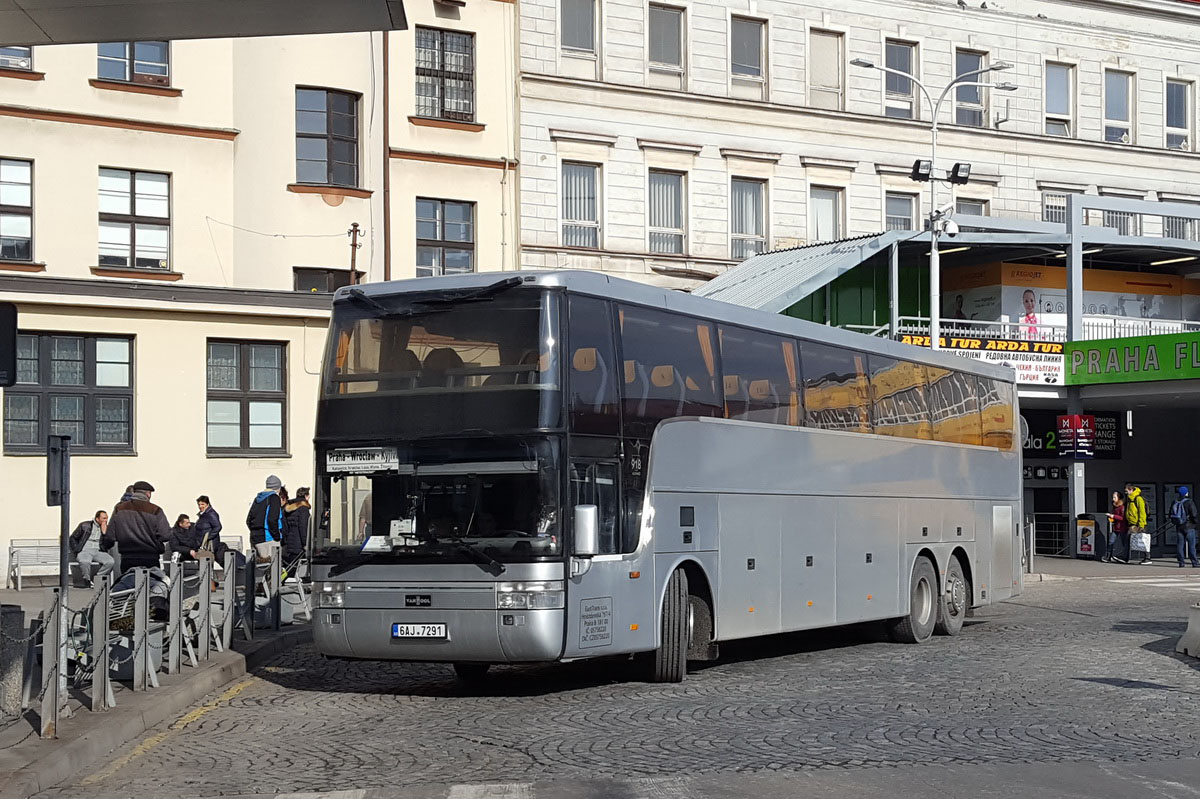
[{"xmin": 1105, "ymin": 491, "xmax": 1128, "ymax": 564}]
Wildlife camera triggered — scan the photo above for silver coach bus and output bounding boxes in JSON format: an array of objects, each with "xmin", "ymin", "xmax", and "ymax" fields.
[{"xmin": 311, "ymin": 271, "xmax": 1022, "ymax": 683}]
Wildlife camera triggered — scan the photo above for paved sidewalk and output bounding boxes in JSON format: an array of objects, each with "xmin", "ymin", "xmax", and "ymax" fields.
[{"xmin": 1032, "ymin": 554, "xmax": 1200, "ymax": 580}]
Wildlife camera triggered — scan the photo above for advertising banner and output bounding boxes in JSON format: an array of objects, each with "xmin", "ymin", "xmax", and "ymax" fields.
[
  {"xmin": 1064, "ymin": 332, "xmax": 1200, "ymax": 385},
  {"xmin": 1056, "ymin": 414, "xmax": 1095, "ymax": 459},
  {"xmin": 1021, "ymin": 410, "xmax": 1121, "ymax": 460},
  {"xmin": 899, "ymin": 334, "xmax": 1064, "ymax": 385}
]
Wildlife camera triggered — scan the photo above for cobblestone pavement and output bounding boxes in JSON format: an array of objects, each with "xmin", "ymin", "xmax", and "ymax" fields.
[{"xmin": 36, "ymin": 579, "xmax": 1200, "ymax": 799}]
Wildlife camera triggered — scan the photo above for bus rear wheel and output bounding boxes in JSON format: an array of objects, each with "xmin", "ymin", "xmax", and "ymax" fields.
[
  {"xmin": 652, "ymin": 568, "xmax": 689, "ymax": 683},
  {"xmin": 452, "ymin": 663, "xmax": 491, "ymax": 683},
  {"xmin": 887, "ymin": 556, "xmax": 937, "ymax": 644},
  {"xmin": 935, "ymin": 556, "xmax": 969, "ymax": 636}
]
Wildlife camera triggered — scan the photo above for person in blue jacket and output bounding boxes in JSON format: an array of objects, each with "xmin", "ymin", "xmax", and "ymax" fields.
[{"xmin": 246, "ymin": 475, "xmax": 286, "ymax": 557}]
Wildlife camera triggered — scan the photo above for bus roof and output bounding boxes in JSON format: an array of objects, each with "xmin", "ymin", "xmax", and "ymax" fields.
[{"xmin": 334, "ymin": 270, "xmax": 1017, "ymax": 383}]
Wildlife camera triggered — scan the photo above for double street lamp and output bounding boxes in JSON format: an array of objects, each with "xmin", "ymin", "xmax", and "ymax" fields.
[{"xmin": 850, "ymin": 57, "xmax": 1017, "ymax": 350}]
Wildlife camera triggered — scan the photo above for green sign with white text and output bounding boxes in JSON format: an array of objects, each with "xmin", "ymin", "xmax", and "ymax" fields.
[{"xmin": 1065, "ymin": 332, "xmax": 1200, "ymax": 385}]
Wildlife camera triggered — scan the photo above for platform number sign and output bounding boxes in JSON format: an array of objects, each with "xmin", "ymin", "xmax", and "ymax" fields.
[{"xmin": 0, "ymin": 302, "xmax": 15, "ymax": 388}]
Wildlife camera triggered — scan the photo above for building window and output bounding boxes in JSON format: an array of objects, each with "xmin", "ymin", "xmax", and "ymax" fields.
[
  {"xmin": 648, "ymin": 5, "xmax": 684, "ymax": 87},
  {"xmin": 416, "ymin": 198, "xmax": 475, "ymax": 277},
  {"xmin": 562, "ymin": 0, "xmax": 596, "ymax": 52},
  {"xmin": 0, "ymin": 159, "xmax": 32, "ymax": 262},
  {"xmin": 808, "ymin": 30, "xmax": 843, "ymax": 110},
  {"xmin": 415, "ymin": 28, "xmax": 475, "ymax": 123},
  {"xmin": 1102, "ymin": 208, "xmax": 1140, "ymax": 236},
  {"xmin": 1167, "ymin": 79, "xmax": 1192, "ymax": 151},
  {"xmin": 1042, "ymin": 191, "xmax": 1070, "ymax": 224},
  {"xmin": 1044, "ymin": 62, "xmax": 1073, "ymax": 136},
  {"xmin": 648, "ymin": 169, "xmax": 686, "ymax": 254},
  {"xmin": 293, "ymin": 267, "xmax": 359, "ymax": 293},
  {"xmin": 0, "ymin": 46, "xmax": 32, "ymax": 71},
  {"xmin": 97, "ymin": 41, "xmax": 169, "ymax": 85},
  {"xmin": 1164, "ymin": 207, "xmax": 1200, "ymax": 242},
  {"xmin": 955, "ymin": 50, "xmax": 987, "ymax": 127},
  {"xmin": 562, "ymin": 162, "xmax": 601, "ymax": 248},
  {"xmin": 731, "ymin": 178, "xmax": 766, "ymax": 259},
  {"xmin": 956, "ymin": 198, "xmax": 988, "ymax": 216},
  {"xmin": 730, "ymin": 17, "xmax": 764, "ymax": 79},
  {"xmin": 885, "ymin": 41, "xmax": 917, "ymax": 119},
  {"xmin": 1104, "ymin": 69, "xmax": 1134, "ymax": 144},
  {"xmin": 206, "ymin": 341, "xmax": 287, "ymax": 454},
  {"xmin": 98, "ymin": 169, "xmax": 169, "ymax": 271},
  {"xmin": 810, "ymin": 186, "xmax": 842, "ymax": 241},
  {"xmin": 885, "ymin": 192, "xmax": 917, "ymax": 231},
  {"xmin": 3, "ymin": 333, "xmax": 134, "ymax": 452},
  {"xmin": 295, "ymin": 88, "xmax": 359, "ymax": 188}
]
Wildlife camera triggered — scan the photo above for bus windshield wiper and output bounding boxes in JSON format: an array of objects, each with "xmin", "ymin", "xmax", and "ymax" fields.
[
  {"xmin": 344, "ymin": 289, "xmax": 447, "ymax": 320},
  {"xmin": 411, "ymin": 276, "xmax": 524, "ymax": 307},
  {"xmin": 445, "ymin": 540, "xmax": 506, "ymax": 576},
  {"xmin": 327, "ymin": 550, "xmax": 389, "ymax": 577}
]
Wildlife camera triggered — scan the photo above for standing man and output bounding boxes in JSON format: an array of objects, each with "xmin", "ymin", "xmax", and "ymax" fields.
[
  {"xmin": 69, "ymin": 510, "xmax": 115, "ymax": 587},
  {"xmin": 104, "ymin": 480, "xmax": 171, "ymax": 574},
  {"xmin": 1125, "ymin": 482, "xmax": 1150, "ymax": 565},
  {"xmin": 283, "ymin": 487, "xmax": 311, "ymax": 567},
  {"xmin": 247, "ymin": 475, "xmax": 286, "ymax": 560},
  {"xmin": 195, "ymin": 495, "xmax": 223, "ymax": 550},
  {"xmin": 1170, "ymin": 486, "xmax": 1200, "ymax": 569}
]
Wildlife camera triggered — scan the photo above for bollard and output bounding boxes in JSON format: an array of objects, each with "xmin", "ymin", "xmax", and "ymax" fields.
[
  {"xmin": 90, "ymin": 580, "xmax": 113, "ymax": 711},
  {"xmin": 0, "ymin": 604, "xmax": 26, "ymax": 718},
  {"xmin": 39, "ymin": 590, "xmax": 60, "ymax": 738},
  {"xmin": 221, "ymin": 551, "xmax": 235, "ymax": 650},
  {"xmin": 167, "ymin": 561, "xmax": 182, "ymax": 675},
  {"xmin": 270, "ymin": 544, "xmax": 282, "ymax": 632},
  {"xmin": 198, "ymin": 557, "xmax": 212, "ymax": 661},
  {"xmin": 1177, "ymin": 602, "xmax": 1200, "ymax": 657},
  {"xmin": 241, "ymin": 549, "xmax": 255, "ymax": 641}
]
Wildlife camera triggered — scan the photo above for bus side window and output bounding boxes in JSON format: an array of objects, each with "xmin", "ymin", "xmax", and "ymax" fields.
[
  {"xmin": 568, "ymin": 296, "xmax": 620, "ymax": 436},
  {"xmin": 571, "ymin": 461, "xmax": 621, "ymax": 554},
  {"xmin": 929, "ymin": 368, "xmax": 982, "ymax": 446},
  {"xmin": 868, "ymin": 356, "xmax": 931, "ymax": 440},
  {"xmin": 718, "ymin": 325, "xmax": 800, "ymax": 426},
  {"xmin": 977, "ymin": 376, "xmax": 1015, "ymax": 450},
  {"xmin": 799, "ymin": 341, "xmax": 871, "ymax": 434}
]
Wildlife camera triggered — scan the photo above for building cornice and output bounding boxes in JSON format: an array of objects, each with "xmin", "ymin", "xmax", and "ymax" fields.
[
  {"xmin": 389, "ymin": 149, "xmax": 517, "ymax": 170},
  {"xmin": 0, "ymin": 104, "xmax": 239, "ymax": 141},
  {"xmin": 719, "ymin": 147, "xmax": 782, "ymax": 163},
  {"xmin": 637, "ymin": 138, "xmax": 704, "ymax": 155},
  {"xmin": 801, "ymin": 155, "xmax": 858, "ymax": 171},
  {"xmin": 548, "ymin": 129, "xmax": 618, "ymax": 146}
]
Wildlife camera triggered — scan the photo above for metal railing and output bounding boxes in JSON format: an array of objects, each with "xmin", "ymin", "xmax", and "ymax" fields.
[
  {"xmin": 1031, "ymin": 513, "xmax": 1071, "ymax": 556},
  {"xmin": 886, "ymin": 315, "xmax": 1200, "ymax": 343}
]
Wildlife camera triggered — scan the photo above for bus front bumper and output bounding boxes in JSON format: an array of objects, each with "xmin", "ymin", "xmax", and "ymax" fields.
[{"xmin": 314, "ymin": 607, "xmax": 565, "ymax": 663}]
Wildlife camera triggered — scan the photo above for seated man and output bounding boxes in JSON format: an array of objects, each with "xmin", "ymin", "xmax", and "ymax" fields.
[
  {"xmin": 170, "ymin": 514, "xmax": 208, "ymax": 561},
  {"xmin": 70, "ymin": 510, "xmax": 116, "ymax": 587}
]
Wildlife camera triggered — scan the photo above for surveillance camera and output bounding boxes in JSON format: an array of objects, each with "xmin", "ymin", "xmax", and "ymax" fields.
[
  {"xmin": 936, "ymin": 201, "xmax": 956, "ymax": 217},
  {"xmin": 944, "ymin": 219, "xmax": 960, "ymax": 238}
]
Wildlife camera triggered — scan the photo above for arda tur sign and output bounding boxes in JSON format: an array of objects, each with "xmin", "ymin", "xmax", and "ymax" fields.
[{"xmin": 1065, "ymin": 332, "xmax": 1200, "ymax": 385}]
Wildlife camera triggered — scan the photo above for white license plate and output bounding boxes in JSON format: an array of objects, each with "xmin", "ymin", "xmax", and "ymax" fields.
[
  {"xmin": 392, "ymin": 623, "xmax": 447, "ymax": 639},
  {"xmin": 326, "ymin": 447, "xmax": 400, "ymax": 473}
]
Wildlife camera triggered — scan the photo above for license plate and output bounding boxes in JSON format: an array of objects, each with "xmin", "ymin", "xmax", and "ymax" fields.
[
  {"xmin": 392, "ymin": 623, "xmax": 447, "ymax": 639},
  {"xmin": 326, "ymin": 447, "xmax": 400, "ymax": 474}
]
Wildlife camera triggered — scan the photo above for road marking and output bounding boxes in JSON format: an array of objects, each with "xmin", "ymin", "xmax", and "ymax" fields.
[
  {"xmin": 631, "ymin": 776, "xmax": 692, "ymax": 798},
  {"xmin": 1107, "ymin": 577, "xmax": 1200, "ymax": 583},
  {"xmin": 448, "ymin": 784, "xmax": 533, "ymax": 799},
  {"xmin": 79, "ymin": 677, "xmax": 257, "ymax": 786},
  {"xmin": 277, "ymin": 793, "xmax": 367, "ymax": 799}
]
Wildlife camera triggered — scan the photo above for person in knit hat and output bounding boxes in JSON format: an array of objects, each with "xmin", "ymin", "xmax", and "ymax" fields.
[{"xmin": 246, "ymin": 475, "xmax": 286, "ymax": 558}]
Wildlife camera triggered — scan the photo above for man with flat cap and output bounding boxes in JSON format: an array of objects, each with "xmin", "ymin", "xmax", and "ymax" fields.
[{"xmin": 105, "ymin": 480, "xmax": 171, "ymax": 574}]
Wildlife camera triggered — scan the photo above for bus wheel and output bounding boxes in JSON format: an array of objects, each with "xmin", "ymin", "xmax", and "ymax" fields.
[
  {"xmin": 453, "ymin": 663, "xmax": 490, "ymax": 683},
  {"xmin": 653, "ymin": 569, "xmax": 689, "ymax": 682},
  {"xmin": 687, "ymin": 594, "xmax": 718, "ymax": 662},
  {"xmin": 887, "ymin": 557, "xmax": 937, "ymax": 644},
  {"xmin": 935, "ymin": 556, "xmax": 969, "ymax": 636}
]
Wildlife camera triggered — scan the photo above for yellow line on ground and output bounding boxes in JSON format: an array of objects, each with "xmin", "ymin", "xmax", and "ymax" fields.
[{"xmin": 79, "ymin": 677, "xmax": 257, "ymax": 786}]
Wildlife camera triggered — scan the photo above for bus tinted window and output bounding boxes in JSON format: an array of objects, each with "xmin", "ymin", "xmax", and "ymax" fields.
[
  {"xmin": 928, "ymin": 367, "xmax": 982, "ymax": 446},
  {"xmin": 977, "ymin": 376, "xmax": 1015, "ymax": 450},
  {"xmin": 568, "ymin": 296, "xmax": 620, "ymax": 435},
  {"xmin": 719, "ymin": 325, "xmax": 801, "ymax": 426},
  {"xmin": 799, "ymin": 342, "xmax": 870, "ymax": 433},
  {"xmin": 619, "ymin": 305, "xmax": 722, "ymax": 437},
  {"xmin": 869, "ymin": 357, "xmax": 932, "ymax": 440}
]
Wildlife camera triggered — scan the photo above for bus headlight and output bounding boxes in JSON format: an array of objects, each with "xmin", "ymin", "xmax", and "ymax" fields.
[
  {"xmin": 496, "ymin": 580, "xmax": 565, "ymax": 610},
  {"xmin": 317, "ymin": 581, "xmax": 346, "ymax": 608}
]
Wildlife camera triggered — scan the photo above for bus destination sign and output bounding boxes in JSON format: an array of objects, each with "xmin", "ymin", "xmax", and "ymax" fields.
[{"xmin": 326, "ymin": 446, "xmax": 400, "ymax": 473}]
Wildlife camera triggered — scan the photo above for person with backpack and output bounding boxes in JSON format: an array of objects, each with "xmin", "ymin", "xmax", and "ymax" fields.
[
  {"xmin": 1125, "ymin": 483, "xmax": 1151, "ymax": 565},
  {"xmin": 247, "ymin": 475, "xmax": 286, "ymax": 560},
  {"xmin": 283, "ymin": 486, "xmax": 311, "ymax": 568},
  {"xmin": 1170, "ymin": 486, "xmax": 1200, "ymax": 569}
]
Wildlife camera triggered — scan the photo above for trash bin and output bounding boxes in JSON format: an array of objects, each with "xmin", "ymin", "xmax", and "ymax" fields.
[{"xmin": 1075, "ymin": 514, "xmax": 1099, "ymax": 560}]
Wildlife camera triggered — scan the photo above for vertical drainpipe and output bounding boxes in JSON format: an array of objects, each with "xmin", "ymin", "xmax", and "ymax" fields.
[
  {"xmin": 382, "ymin": 29, "xmax": 392, "ymax": 282},
  {"xmin": 888, "ymin": 241, "xmax": 900, "ymax": 339},
  {"xmin": 510, "ymin": 0, "xmax": 521, "ymax": 272}
]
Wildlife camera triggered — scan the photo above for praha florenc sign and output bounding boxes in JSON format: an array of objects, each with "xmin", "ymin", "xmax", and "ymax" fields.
[{"xmin": 1065, "ymin": 332, "xmax": 1200, "ymax": 385}]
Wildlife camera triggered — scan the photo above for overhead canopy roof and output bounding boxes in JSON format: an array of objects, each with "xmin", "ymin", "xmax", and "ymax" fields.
[{"xmin": 1, "ymin": 0, "xmax": 406, "ymax": 46}]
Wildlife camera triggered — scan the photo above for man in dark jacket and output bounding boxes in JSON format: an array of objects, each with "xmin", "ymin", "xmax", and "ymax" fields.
[
  {"xmin": 104, "ymin": 480, "xmax": 171, "ymax": 573},
  {"xmin": 247, "ymin": 475, "xmax": 286, "ymax": 555},
  {"xmin": 69, "ymin": 510, "xmax": 115, "ymax": 586},
  {"xmin": 283, "ymin": 487, "xmax": 311, "ymax": 566},
  {"xmin": 1171, "ymin": 486, "xmax": 1200, "ymax": 568}
]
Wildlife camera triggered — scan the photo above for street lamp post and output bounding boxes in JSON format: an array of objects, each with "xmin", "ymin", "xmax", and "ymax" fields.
[{"xmin": 850, "ymin": 58, "xmax": 1016, "ymax": 350}]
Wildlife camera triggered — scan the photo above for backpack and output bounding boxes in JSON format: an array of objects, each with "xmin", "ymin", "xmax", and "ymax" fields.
[{"xmin": 1172, "ymin": 499, "xmax": 1186, "ymax": 524}]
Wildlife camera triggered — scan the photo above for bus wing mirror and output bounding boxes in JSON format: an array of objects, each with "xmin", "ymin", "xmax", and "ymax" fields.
[{"xmin": 574, "ymin": 505, "xmax": 599, "ymax": 557}]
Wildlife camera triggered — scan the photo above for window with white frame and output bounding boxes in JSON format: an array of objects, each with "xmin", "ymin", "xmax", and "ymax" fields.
[
  {"xmin": 808, "ymin": 30, "xmax": 843, "ymax": 110},
  {"xmin": 1042, "ymin": 191, "xmax": 1071, "ymax": 224},
  {"xmin": 1167, "ymin": 79, "xmax": 1192, "ymax": 151},
  {"xmin": 955, "ymin": 50, "xmax": 987, "ymax": 127},
  {"xmin": 810, "ymin": 186, "xmax": 842, "ymax": 241},
  {"xmin": 1104, "ymin": 69, "xmax": 1134, "ymax": 144},
  {"xmin": 561, "ymin": 0, "xmax": 596, "ymax": 53},
  {"xmin": 1044, "ymin": 62, "xmax": 1074, "ymax": 137},
  {"xmin": 885, "ymin": 192, "xmax": 916, "ymax": 231},
  {"xmin": 98, "ymin": 169, "xmax": 169, "ymax": 271},
  {"xmin": 0, "ymin": 158, "xmax": 32, "ymax": 262},
  {"xmin": 956, "ymin": 198, "xmax": 988, "ymax": 216},
  {"xmin": 730, "ymin": 17, "xmax": 764, "ymax": 80},
  {"xmin": 0, "ymin": 46, "xmax": 32, "ymax": 71},
  {"xmin": 648, "ymin": 5, "xmax": 684, "ymax": 82},
  {"xmin": 562, "ymin": 162, "xmax": 601, "ymax": 248},
  {"xmin": 648, "ymin": 169, "xmax": 685, "ymax": 254},
  {"xmin": 884, "ymin": 40, "xmax": 917, "ymax": 119},
  {"xmin": 730, "ymin": 178, "xmax": 766, "ymax": 259}
]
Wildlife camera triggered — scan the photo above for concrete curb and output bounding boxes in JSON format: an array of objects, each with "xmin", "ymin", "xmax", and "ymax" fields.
[
  {"xmin": 1024, "ymin": 573, "xmax": 1084, "ymax": 583},
  {"xmin": 0, "ymin": 625, "xmax": 311, "ymax": 799}
]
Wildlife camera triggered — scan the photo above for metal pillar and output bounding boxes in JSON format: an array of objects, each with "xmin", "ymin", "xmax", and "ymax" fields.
[
  {"xmin": 1065, "ymin": 195, "xmax": 1087, "ymax": 522},
  {"xmin": 888, "ymin": 242, "xmax": 900, "ymax": 340},
  {"xmin": 90, "ymin": 580, "xmax": 113, "ymax": 711},
  {"xmin": 198, "ymin": 557, "xmax": 212, "ymax": 660}
]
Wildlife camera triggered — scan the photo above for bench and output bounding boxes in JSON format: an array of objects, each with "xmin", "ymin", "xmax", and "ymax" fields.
[{"xmin": 8, "ymin": 538, "xmax": 60, "ymax": 590}]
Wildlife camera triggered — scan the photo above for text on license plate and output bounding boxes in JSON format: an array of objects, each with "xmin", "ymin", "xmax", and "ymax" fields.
[{"xmin": 392, "ymin": 623, "xmax": 447, "ymax": 639}]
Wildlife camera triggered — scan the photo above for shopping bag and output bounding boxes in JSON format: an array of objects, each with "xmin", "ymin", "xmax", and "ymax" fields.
[{"xmin": 1130, "ymin": 531, "xmax": 1151, "ymax": 553}]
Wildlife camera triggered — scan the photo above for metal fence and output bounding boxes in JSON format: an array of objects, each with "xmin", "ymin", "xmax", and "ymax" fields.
[{"xmin": 890, "ymin": 315, "xmax": 1200, "ymax": 343}]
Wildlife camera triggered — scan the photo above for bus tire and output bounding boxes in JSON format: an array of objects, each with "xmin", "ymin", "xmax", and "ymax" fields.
[
  {"xmin": 452, "ymin": 663, "xmax": 490, "ymax": 683},
  {"xmin": 653, "ymin": 568, "xmax": 689, "ymax": 682},
  {"xmin": 935, "ymin": 556, "xmax": 969, "ymax": 637},
  {"xmin": 887, "ymin": 556, "xmax": 937, "ymax": 644}
]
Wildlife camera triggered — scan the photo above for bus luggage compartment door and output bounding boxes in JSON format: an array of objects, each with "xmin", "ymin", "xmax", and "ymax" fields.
[{"xmin": 716, "ymin": 494, "xmax": 782, "ymax": 639}]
